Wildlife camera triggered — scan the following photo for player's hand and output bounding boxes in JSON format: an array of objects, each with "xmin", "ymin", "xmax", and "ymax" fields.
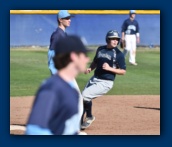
[
  {"xmin": 137, "ymin": 37, "xmax": 140, "ymax": 44},
  {"xmin": 84, "ymin": 68, "xmax": 91, "ymax": 74},
  {"xmin": 102, "ymin": 63, "xmax": 111, "ymax": 71},
  {"xmin": 121, "ymin": 38, "xmax": 125, "ymax": 41},
  {"xmin": 121, "ymin": 36, "xmax": 125, "ymax": 41}
]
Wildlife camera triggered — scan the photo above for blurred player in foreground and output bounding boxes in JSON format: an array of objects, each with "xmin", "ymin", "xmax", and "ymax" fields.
[
  {"xmin": 26, "ymin": 36, "xmax": 90, "ymax": 135},
  {"xmin": 121, "ymin": 10, "xmax": 140, "ymax": 66},
  {"xmin": 81, "ymin": 30, "xmax": 126, "ymax": 130}
]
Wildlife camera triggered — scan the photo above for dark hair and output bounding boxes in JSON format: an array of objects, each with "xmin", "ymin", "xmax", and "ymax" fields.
[
  {"xmin": 53, "ymin": 53, "xmax": 71, "ymax": 70},
  {"xmin": 57, "ymin": 19, "xmax": 60, "ymax": 25},
  {"xmin": 53, "ymin": 52, "xmax": 86, "ymax": 70}
]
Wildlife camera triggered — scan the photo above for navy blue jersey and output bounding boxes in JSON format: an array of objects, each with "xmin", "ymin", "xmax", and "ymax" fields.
[
  {"xmin": 26, "ymin": 74, "xmax": 80, "ymax": 135},
  {"xmin": 121, "ymin": 18, "xmax": 139, "ymax": 35},
  {"xmin": 49, "ymin": 27, "xmax": 67, "ymax": 50},
  {"xmin": 93, "ymin": 46, "xmax": 126, "ymax": 81}
]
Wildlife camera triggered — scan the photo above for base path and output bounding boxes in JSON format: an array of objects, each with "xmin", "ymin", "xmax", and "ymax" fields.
[{"xmin": 10, "ymin": 95, "xmax": 160, "ymax": 135}]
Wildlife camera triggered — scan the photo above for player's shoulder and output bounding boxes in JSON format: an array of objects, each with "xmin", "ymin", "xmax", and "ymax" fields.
[
  {"xmin": 115, "ymin": 47, "xmax": 124, "ymax": 57},
  {"xmin": 124, "ymin": 18, "xmax": 130, "ymax": 23},
  {"xmin": 51, "ymin": 27, "xmax": 64, "ymax": 36},
  {"xmin": 57, "ymin": 27, "xmax": 65, "ymax": 33},
  {"xmin": 55, "ymin": 27, "xmax": 63, "ymax": 33},
  {"xmin": 40, "ymin": 75, "xmax": 73, "ymax": 92},
  {"xmin": 97, "ymin": 45, "xmax": 106, "ymax": 51},
  {"xmin": 134, "ymin": 19, "xmax": 139, "ymax": 23}
]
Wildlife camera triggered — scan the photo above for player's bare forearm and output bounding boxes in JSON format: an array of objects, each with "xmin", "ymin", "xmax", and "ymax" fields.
[
  {"xmin": 102, "ymin": 62, "xmax": 126, "ymax": 75},
  {"xmin": 85, "ymin": 61, "xmax": 97, "ymax": 74},
  {"xmin": 136, "ymin": 37, "xmax": 140, "ymax": 44},
  {"xmin": 108, "ymin": 68, "xmax": 126, "ymax": 75},
  {"xmin": 89, "ymin": 61, "xmax": 97, "ymax": 71},
  {"xmin": 136, "ymin": 33, "xmax": 140, "ymax": 43},
  {"xmin": 121, "ymin": 32, "xmax": 125, "ymax": 40}
]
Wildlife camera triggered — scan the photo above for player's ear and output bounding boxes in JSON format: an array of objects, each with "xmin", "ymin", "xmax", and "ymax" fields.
[
  {"xmin": 70, "ymin": 52, "xmax": 80, "ymax": 62},
  {"xmin": 58, "ymin": 18, "xmax": 62, "ymax": 24},
  {"xmin": 106, "ymin": 39, "xmax": 110, "ymax": 44},
  {"xmin": 70, "ymin": 52, "xmax": 76, "ymax": 61}
]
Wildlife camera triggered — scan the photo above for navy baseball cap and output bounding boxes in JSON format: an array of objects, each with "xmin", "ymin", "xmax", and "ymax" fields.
[
  {"xmin": 57, "ymin": 10, "xmax": 71, "ymax": 19},
  {"xmin": 54, "ymin": 35, "xmax": 92, "ymax": 55}
]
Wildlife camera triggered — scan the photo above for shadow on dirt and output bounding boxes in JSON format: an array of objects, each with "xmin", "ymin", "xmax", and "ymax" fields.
[{"xmin": 134, "ymin": 106, "xmax": 160, "ymax": 110}]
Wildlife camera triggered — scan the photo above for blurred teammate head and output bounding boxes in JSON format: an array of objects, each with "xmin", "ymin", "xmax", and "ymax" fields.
[{"xmin": 53, "ymin": 35, "xmax": 90, "ymax": 75}]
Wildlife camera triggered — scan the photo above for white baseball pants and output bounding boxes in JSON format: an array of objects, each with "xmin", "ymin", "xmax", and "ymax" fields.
[{"xmin": 125, "ymin": 34, "xmax": 137, "ymax": 63}]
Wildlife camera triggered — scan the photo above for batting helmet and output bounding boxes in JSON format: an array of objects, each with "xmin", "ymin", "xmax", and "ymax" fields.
[{"xmin": 105, "ymin": 30, "xmax": 120, "ymax": 44}]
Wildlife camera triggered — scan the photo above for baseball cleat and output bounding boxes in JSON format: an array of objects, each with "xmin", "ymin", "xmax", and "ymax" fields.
[
  {"xmin": 129, "ymin": 62, "xmax": 138, "ymax": 66},
  {"xmin": 78, "ymin": 131, "xmax": 87, "ymax": 135},
  {"xmin": 81, "ymin": 116, "xmax": 95, "ymax": 129}
]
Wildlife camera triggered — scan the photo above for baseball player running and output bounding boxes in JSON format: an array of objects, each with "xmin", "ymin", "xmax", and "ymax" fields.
[
  {"xmin": 26, "ymin": 35, "xmax": 90, "ymax": 135},
  {"xmin": 48, "ymin": 10, "xmax": 84, "ymax": 123},
  {"xmin": 81, "ymin": 30, "xmax": 126, "ymax": 130},
  {"xmin": 121, "ymin": 10, "xmax": 140, "ymax": 65}
]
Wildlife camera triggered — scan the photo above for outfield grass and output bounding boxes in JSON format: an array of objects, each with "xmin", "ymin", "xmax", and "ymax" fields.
[{"xmin": 10, "ymin": 47, "xmax": 160, "ymax": 96}]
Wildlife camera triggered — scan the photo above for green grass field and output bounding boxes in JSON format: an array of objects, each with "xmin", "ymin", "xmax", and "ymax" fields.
[{"xmin": 10, "ymin": 47, "xmax": 160, "ymax": 96}]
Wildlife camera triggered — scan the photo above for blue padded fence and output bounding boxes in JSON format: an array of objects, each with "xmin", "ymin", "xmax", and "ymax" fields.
[{"xmin": 10, "ymin": 14, "xmax": 160, "ymax": 46}]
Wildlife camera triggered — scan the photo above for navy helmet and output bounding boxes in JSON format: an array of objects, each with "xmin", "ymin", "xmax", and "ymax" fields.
[{"xmin": 105, "ymin": 30, "xmax": 120, "ymax": 44}]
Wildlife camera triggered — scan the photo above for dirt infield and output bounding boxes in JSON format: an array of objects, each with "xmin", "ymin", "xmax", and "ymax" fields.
[{"xmin": 10, "ymin": 95, "xmax": 160, "ymax": 135}]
